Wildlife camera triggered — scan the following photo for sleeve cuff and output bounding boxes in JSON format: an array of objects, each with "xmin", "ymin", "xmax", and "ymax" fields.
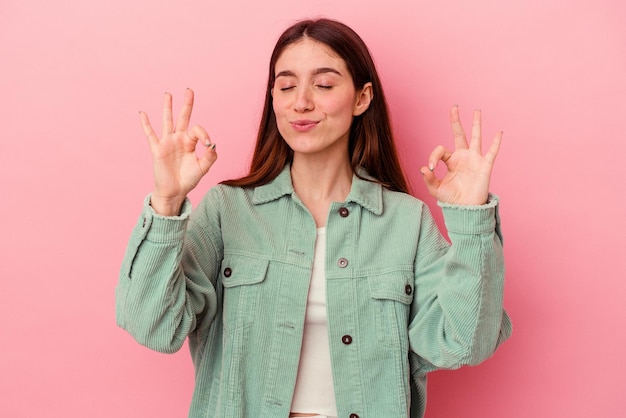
[
  {"xmin": 438, "ymin": 194, "xmax": 501, "ymax": 236},
  {"xmin": 138, "ymin": 194, "xmax": 193, "ymax": 243}
]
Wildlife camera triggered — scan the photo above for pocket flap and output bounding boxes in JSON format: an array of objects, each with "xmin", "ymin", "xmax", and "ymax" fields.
[
  {"xmin": 221, "ymin": 255, "xmax": 269, "ymax": 288},
  {"xmin": 368, "ymin": 271, "xmax": 414, "ymax": 304}
]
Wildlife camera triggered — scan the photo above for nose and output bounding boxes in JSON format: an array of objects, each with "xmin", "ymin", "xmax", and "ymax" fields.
[{"xmin": 294, "ymin": 86, "xmax": 314, "ymax": 112}]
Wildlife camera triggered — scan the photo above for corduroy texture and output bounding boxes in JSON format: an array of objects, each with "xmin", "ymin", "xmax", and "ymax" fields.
[{"xmin": 116, "ymin": 165, "xmax": 511, "ymax": 418}]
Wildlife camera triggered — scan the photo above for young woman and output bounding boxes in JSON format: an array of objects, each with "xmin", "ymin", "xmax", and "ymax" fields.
[{"xmin": 116, "ymin": 18, "xmax": 511, "ymax": 418}]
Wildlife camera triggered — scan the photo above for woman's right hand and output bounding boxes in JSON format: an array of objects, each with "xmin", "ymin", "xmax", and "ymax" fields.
[{"xmin": 140, "ymin": 88, "xmax": 218, "ymax": 216}]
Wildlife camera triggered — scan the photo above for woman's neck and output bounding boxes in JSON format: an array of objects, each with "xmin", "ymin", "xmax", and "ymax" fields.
[{"xmin": 290, "ymin": 154, "xmax": 353, "ymax": 227}]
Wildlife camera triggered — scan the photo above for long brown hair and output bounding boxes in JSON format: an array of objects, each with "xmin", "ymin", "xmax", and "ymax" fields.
[{"xmin": 221, "ymin": 18, "xmax": 409, "ymax": 194}]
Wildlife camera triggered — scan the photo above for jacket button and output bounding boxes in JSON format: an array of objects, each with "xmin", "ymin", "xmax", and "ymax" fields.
[
  {"xmin": 342, "ymin": 335, "xmax": 352, "ymax": 345},
  {"xmin": 349, "ymin": 414, "xmax": 360, "ymax": 418},
  {"xmin": 337, "ymin": 258, "xmax": 348, "ymax": 268},
  {"xmin": 405, "ymin": 284, "xmax": 413, "ymax": 295},
  {"xmin": 338, "ymin": 207, "xmax": 349, "ymax": 217},
  {"xmin": 223, "ymin": 267, "xmax": 232, "ymax": 277}
]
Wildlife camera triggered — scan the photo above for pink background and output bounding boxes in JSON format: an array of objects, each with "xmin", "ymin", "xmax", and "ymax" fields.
[{"xmin": 1, "ymin": 0, "xmax": 625, "ymax": 416}]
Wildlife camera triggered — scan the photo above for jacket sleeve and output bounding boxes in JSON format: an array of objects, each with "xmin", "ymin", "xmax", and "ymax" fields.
[
  {"xmin": 115, "ymin": 192, "xmax": 223, "ymax": 354},
  {"xmin": 408, "ymin": 196, "xmax": 512, "ymax": 373}
]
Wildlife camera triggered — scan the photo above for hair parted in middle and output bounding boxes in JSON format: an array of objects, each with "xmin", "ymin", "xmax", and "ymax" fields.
[{"xmin": 222, "ymin": 18, "xmax": 409, "ymax": 194}]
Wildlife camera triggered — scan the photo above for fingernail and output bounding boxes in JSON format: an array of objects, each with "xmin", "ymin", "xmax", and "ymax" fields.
[
  {"xmin": 211, "ymin": 144, "xmax": 216, "ymax": 150},
  {"xmin": 429, "ymin": 163, "xmax": 434, "ymax": 171},
  {"xmin": 205, "ymin": 141, "xmax": 211, "ymax": 147}
]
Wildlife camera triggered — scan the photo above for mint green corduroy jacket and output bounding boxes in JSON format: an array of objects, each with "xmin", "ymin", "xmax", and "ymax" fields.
[{"xmin": 116, "ymin": 165, "xmax": 512, "ymax": 418}]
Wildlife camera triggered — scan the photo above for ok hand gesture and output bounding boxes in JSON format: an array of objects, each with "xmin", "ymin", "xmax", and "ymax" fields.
[
  {"xmin": 421, "ymin": 106, "xmax": 502, "ymax": 205},
  {"xmin": 140, "ymin": 89, "xmax": 217, "ymax": 215}
]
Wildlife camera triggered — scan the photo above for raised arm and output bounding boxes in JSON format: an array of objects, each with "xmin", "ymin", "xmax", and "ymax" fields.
[
  {"xmin": 116, "ymin": 90, "xmax": 222, "ymax": 353},
  {"xmin": 410, "ymin": 106, "xmax": 510, "ymax": 371}
]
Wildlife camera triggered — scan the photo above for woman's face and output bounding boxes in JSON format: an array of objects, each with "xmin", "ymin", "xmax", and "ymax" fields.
[{"xmin": 272, "ymin": 38, "xmax": 371, "ymax": 160}]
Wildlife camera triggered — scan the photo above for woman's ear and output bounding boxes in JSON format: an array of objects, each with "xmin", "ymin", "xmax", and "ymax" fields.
[{"xmin": 353, "ymin": 82, "xmax": 373, "ymax": 116}]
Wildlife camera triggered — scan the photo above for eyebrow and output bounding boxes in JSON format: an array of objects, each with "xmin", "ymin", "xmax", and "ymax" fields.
[{"xmin": 275, "ymin": 67, "xmax": 342, "ymax": 79}]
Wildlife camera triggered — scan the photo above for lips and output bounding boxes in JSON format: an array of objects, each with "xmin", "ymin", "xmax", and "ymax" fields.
[{"xmin": 290, "ymin": 119, "xmax": 319, "ymax": 132}]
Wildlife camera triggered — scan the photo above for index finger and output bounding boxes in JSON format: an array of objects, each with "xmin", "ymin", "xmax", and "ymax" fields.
[
  {"xmin": 175, "ymin": 88, "xmax": 194, "ymax": 132},
  {"xmin": 450, "ymin": 105, "xmax": 468, "ymax": 149}
]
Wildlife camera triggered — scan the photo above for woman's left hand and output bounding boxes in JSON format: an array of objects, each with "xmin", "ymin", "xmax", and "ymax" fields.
[{"xmin": 421, "ymin": 106, "xmax": 502, "ymax": 205}]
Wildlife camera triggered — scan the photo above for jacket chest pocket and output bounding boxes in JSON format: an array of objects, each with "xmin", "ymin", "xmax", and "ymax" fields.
[
  {"xmin": 220, "ymin": 255, "xmax": 269, "ymax": 333},
  {"xmin": 368, "ymin": 271, "xmax": 414, "ymax": 350}
]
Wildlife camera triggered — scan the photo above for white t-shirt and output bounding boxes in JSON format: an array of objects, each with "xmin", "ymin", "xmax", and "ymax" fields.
[{"xmin": 290, "ymin": 227, "xmax": 338, "ymax": 416}]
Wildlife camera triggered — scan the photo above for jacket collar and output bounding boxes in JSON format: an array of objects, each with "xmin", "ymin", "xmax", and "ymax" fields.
[{"xmin": 252, "ymin": 164, "xmax": 383, "ymax": 215}]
